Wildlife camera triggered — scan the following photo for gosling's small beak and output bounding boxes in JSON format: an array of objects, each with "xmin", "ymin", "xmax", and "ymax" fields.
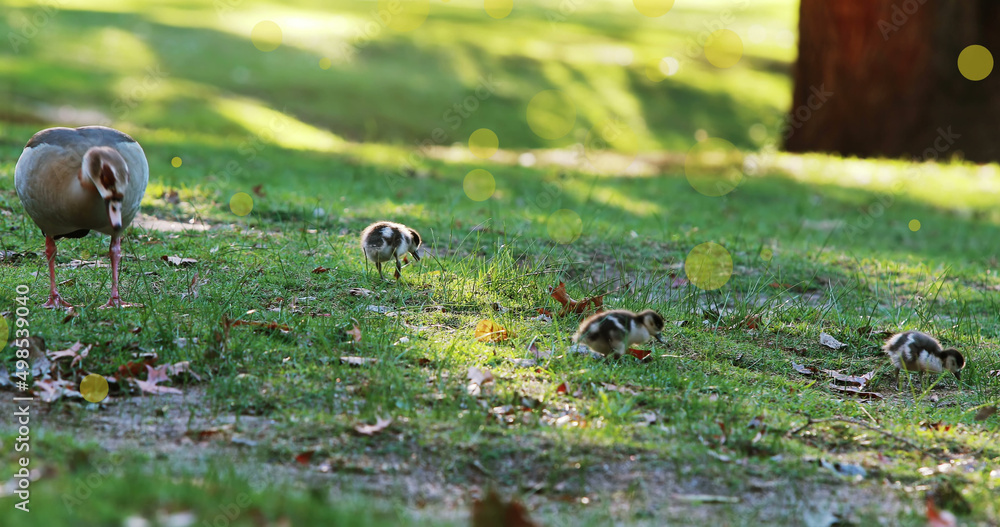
[
  {"xmin": 411, "ymin": 250, "xmax": 421, "ymax": 261},
  {"xmin": 654, "ymin": 333, "xmax": 665, "ymax": 344},
  {"xmin": 953, "ymin": 371, "xmax": 961, "ymax": 381}
]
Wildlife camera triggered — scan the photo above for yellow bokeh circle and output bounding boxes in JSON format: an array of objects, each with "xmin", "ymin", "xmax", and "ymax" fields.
[
  {"xmin": 171, "ymin": 157, "xmax": 182, "ymax": 168},
  {"xmin": 251, "ymin": 21, "xmax": 282, "ymax": 52},
  {"xmin": 547, "ymin": 209, "xmax": 583, "ymax": 244},
  {"xmin": 80, "ymin": 374, "xmax": 109, "ymax": 403},
  {"xmin": 685, "ymin": 242, "xmax": 733, "ymax": 291},
  {"xmin": 684, "ymin": 138, "xmax": 744, "ymax": 196},
  {"xmin": 377, "ymin": 0, "xmax": 430, "ymax": 32},
  {"xmin": 469, "ymin": 128, "xmax": 499, "ymax": 159},
  {"xmin": 704, "ymin": 29, "xmax": 743, "ymax": 68},
  {"xmin": 526, "ymin": 90, "xmax": 576, "ymax": 140},
  {"xmin": 760, "ymin": 247, "xmax": 773, "ymax": 261},
  {"xmin": 958, "ymin": 45, "xmax": 993, "ymax": 81},
  {"xmin": 464, "ymin": 169, "xmax": 496, "ymax": 201},
  {"xmin": 584, "ymin": 119, "xmax": 639, "ymax": 174},
  {"xmin": 230, "ymin": 192, "xmax": 254, "ymax": 216},
  {"xmin": 485, "ymin": 0, "xmax": 512, "ymax": 19},
  {"xmin": 633, "ymin": 0, "xmax": 674, "ymax": 17},
  {"xmin": 909, "ymin": 219, "xmax": 921, "ymax": 232},
  {"xmin": 319, "ymin": 57, "xmax": 332, "ymax": 70}
]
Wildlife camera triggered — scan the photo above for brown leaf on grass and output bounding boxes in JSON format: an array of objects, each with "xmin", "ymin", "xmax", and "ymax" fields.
[
  {"xmin": 626, "ymin": 348, "xmax": 651, "ymax": 360},
  {"xmin": 33, "ymin": 378, "xmax": 81, "ymax": 403},
  {"xmin": 475, "ymin": 320, "xmax": 512, "ymax": 343},
  {"xmin": 926, "ymin": 497, "xmax": 958, "ymax": 527},
  {"xmin": 134, "ymin": 364, "xmax": 183, "ymax": 395},
  {"xmin": 166, "ymin": 361, "xmax": 202, "ymax": 381},
  {"xmin": 118, "ymin": 354, "xmax": 158, "ymax": 378},
  {"xmin": 974, "ymin": 405, "xmax": 997, "ymax": 421},
  {"xmin": 346, "ymin": 325, "xmax": 362, "ymax": 343},
  {"xmin": 295, "ymin": 451, "xmax": 315, "ymax": 465},
  {"xmin": 547, "ymin": 282, "xmax": 605, "ymax": 316},
  {"xmin": 340, "ymin": 356, "xmax": 377, "ymax": 366},
  {"xmin": 251, "ymin": 184, "xmax": 266, "ymax": 197},
  {"xmin": 185, "ymin": 272, "xmax": 201, "ymax": 299},
  {"xmin": 823, "ymin": 369, "xmax": 875, "ymax": 387},
  {"xmin": 312, "ymin": 266, "xmax": 329, "ymax": 274},
  {"xmin": 828, "ymin": 384, "xmax": 883, "ymax": 399},
  {"xmin": 47, "ymin": 341, "xmax": 92, "ymax": 369},
  {"xmin": 791, "ymin": 362, "xmax": 817, "ymax": 375},
  {"xmin": 355, "ymin": 416, "xmax": 392, "ymax": 436},
  {"xmin": 231, "ymin": 320, "xmax": 292, "ymax": 334},
  {"xmin": 471, "ymin": 490, "xmax": 538, "ymax": 527},
  {"xmin": 468, "ymin": 367, "xmax": 495, "ymax": 396},
  {"xmin": 161, "ymin": 255, "xmax": 197, "ymax": 267},
  {"xmin": 555, "ymin": 382, "xmax": 567, "ymax": 395}
]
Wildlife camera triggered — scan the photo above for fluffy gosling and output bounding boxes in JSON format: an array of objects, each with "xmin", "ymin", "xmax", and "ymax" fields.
[
  {"xmin": 573, "ymin": 309, "xmax": 665, "ymax": 358},
  {"xmin": 883, "ymin": 330, "xmax": 965, "ymax": 388},
  {"xmin": 360, "ymin": 221, "xmax": 421, "ymax": 280}
]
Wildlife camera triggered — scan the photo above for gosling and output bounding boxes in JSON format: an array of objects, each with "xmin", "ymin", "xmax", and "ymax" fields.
[
  {"xmin": 883, "ymin": 330, "xmax": 965, "ymax": 389},
  {"xmin": 573, "ymin": 309, "xmax": 665, "ymax": 358},
  {"xmin": 360, "ymin": 221, "xmax": 421, "ymax": 280}
]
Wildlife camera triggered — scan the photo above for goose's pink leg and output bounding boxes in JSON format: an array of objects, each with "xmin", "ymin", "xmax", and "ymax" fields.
[
  {"xmin": 42, "ymin": 236, "xmax": 73, "ymax": 309},
  {"xmin": 101, "ymin": 235, "xmax": 123, "ymax": 308}
]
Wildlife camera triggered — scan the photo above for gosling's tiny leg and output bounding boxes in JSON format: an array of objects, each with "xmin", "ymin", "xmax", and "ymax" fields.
[
  {"xmin": 394, "ymin": 255, "xmax": 402, "ymax": 280},
  {"xmin": 376, "ymin": 261, "xmax": 385, "ymax": 281}
]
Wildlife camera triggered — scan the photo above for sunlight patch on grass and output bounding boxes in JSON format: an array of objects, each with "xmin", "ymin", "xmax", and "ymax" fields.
[{"xmin": 214, "ymin": 95, "xmax": 346, "ymax": 152}]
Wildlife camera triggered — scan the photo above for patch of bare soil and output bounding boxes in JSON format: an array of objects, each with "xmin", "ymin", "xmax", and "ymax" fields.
[{"xmin": 0, "ymin": 391, "xmax": 921, "ymax": 525}]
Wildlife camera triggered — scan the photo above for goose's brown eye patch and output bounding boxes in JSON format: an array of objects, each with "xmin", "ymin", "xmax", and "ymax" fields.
[{"xmin": 100, "ymin": 163, "xmax": 117, "ymax": 189}]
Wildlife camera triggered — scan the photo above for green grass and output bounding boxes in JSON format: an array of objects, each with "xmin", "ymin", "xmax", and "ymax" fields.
[{"xmin": 2, "ymin": 0, "xmax": 1000, "ymax": 525}]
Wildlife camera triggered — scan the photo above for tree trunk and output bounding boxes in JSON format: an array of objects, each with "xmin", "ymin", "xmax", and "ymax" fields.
[{"xmin": 785, "ymin": 0, "xmax": 1000, "ymax": 163}]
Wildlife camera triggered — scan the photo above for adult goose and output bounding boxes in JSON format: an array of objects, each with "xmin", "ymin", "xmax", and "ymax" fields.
[{"xmin": 14, "ymin": 126, "xmax": 149, "ymax": 308}]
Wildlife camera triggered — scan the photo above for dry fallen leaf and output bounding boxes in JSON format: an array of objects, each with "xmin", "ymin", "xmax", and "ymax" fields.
[
  {"xmin": 626, "ymin": 347, "xmax": 651, "ymax": 360},
  {"xmin": 471, "ymin": 489, "xmax": 538, "ymax": 527},
  {"xmin": 134, "ymin": 364, "xmax": 183, "ymax": 395},
  {"xmin": 823, "ymin": 369, "xmax": 875, "ymax": 388},
  {"xmin": 311, "ymin": 266, "xmax": 329, "ymax": 274},
  {"xmin": 118, "ymin": 353, "xmax": 159, "ymax": 378},
  {"xmin": 47, "ymin": 341, "xmax": 92, "ymax": 369},
  {"xmin": 166, "ymin": 361, "xmax": 202, "ymax": 381},
  {"xmin": 230, "ymin": 320, "xmax": 291, "ymax": 334},
  {"xmin": 468, "ymin": 366, "xmax": 495, "ymax": 396},
  {"xmin": 346, "ymin": 325, "xmax": 363, "ymax": 343},
  {"xmin": 295, "ymin": 451, "xmax": 315, "ymax": 465},
  {"xmin": 548, "ymin": 282, "xmax": 605, "ymax": 316},
  {"xmin": 475, "ymin": 320, "xmax": 512, "ymax": 343},
  {"xmin": 926, "ymin": 497, "xmax": 958, "ymax": 527},
  {"xmin": 555, "ymin": 382, "xmax": 568, "ymax": 395},
  {"xmin": 828, "ymin": 384, "xmax": 883, "ymax": 399},
  {"xmin": 33, "ymin": 378, "xmax": 82, "ymax": 403},
  {"xmin": 355, "ymin": 416, "xmax": 393, "ymax": 436},
  {"xmin": 251, "ymin": 184, "xmax": 266, "ymax": 197},
  {"xmin": 791, "ymin": 361, "xmax": 817, "ymax": 375},
  {"xmin": 161, "ymin": 255, "xmax": 197, "ymax": 267},
  {"xmin": 974, "ymin": 405, "xmax": 997, "ymax": 421},
  {"xmin": 819, "ymin": 332, "xmax": 846, "ymax": 349}
]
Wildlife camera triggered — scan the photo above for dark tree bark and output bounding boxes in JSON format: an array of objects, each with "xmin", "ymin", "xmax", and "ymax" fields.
[{"xmin": 785, "ymin": 0, "xmax": 1000, "ymax": 163}]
